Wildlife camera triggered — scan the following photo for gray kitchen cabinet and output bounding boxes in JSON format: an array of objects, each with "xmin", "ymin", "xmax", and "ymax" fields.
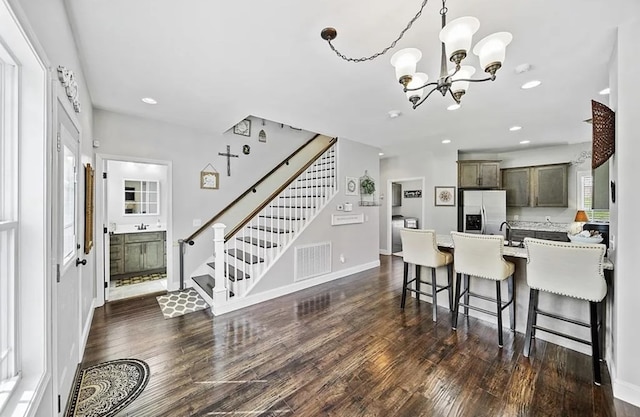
[
  {"xmin": 533, "ymin": 164, "xmax": 568, "ymax": 207},
  {"xmin": 511, "ymin": 229, "xmax": 568, "ymax": 243},
  {"xmin": 110, "ymin": 231, "xmax": 166, "ymax": 278},
  {"xmin": 592, "ymin": 159, "xmax": 610, "ymax": 209},
  {"xmin": 458, "ymin": 161, "xmax": 501, "ymax": 188},
  {"xmin": 502, "ymin": 168, "xmax": 530, "ymax": 207},
  {"xmin": 510, "ymin": 229, "xmax": 536, "ymax": 242},
  {"xmin": 392, "ymin": 183, "xmax": 402, "ymax": 207}
]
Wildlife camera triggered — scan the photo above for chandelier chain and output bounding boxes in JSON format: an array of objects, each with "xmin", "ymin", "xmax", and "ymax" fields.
[{"xmin": 326, "ymin": 0, "xmax": 431, "ymax": 63}]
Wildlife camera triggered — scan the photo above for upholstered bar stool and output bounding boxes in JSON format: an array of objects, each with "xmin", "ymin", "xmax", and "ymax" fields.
[
  {"xmin": 523, "ymin": 238, "xmax": 607, "ymax": 385},
  {"xmin": 450, "ymin": 232, "xmax": 516, "ymax": 347},
  {"xmin": 400, "ymin": 229, "xmax": 454, "ymax": 321}
]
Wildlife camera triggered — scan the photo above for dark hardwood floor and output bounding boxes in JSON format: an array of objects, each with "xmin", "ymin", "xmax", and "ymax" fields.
[{"xmin": 82, "ymin": 255, "xmax": 640, "ymax": 416}]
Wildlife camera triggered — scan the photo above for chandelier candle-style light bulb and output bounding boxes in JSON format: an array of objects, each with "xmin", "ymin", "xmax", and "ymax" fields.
[
  {"xmin": 473, "ymin": 32, "xmax": 513, "ymax": 75},
  {"xmin": 390, "ymin": 48, "xmax": 422, "ymax": 87},
  {"xmin": 405, "ymin": 73, "xmax": 429, "ymax": 103},
  {"xmin": 439, "ymin": 16, "xmax": 480, "ymax": 66}
]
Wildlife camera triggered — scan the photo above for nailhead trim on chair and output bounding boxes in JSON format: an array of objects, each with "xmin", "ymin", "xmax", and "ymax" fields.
[
  {"xmin": 450, "ymin": 232, "xmax": 514, "ymax": 281},
  {"xmin": 524, "ymin": 238, "xmax": 606, "ymax": 302}
]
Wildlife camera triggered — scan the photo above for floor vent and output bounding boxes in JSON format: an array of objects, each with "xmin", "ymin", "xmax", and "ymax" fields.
[{"xmin": 294, "ymin": 242, "xmax": 332, "ymax": 282}]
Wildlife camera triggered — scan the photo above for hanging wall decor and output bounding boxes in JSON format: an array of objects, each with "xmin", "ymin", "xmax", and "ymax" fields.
[
  {"xmin": 233, "ymin": 119, "xmax": 251, "ymax": 136},
  {"xmin": 218, "ymin": 145, "xmax": 239, "ymax": 176},
  {"xmin": 57, "ymin": 65, "xmax": 81, "ymax": 113},
  {"xmin": 200, "ymin": 163, "xmax": 220, "ymax": 190},
  {"xmin": 243, "ymin": 144, "xmax": 251, "ymax": 155},
  {"xmin": 359, "ymin": 170, "xmax": 380, "ymax": 206},
  {"xmin": 84, "ymin": 163, "xmax": 95, "ymax": 254},
  {"xmin": 259, "ymin": 119, "xmax": 267, "ymax": 143},
  {"xmin": 345, "ymin": 176, "xmax": 359, "ymax": 196}
]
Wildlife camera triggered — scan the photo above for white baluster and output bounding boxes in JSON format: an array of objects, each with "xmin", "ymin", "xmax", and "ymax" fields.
[{"xmin": 212, "ymin": 223, "xmax": 227, "ymax": 304}]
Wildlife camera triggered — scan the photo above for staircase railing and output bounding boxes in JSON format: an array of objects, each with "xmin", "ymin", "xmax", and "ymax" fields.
[
  {"xmin": 216, "ymin": 144, "xmax": 337, "ymax": 300},
  {"xmin": 178, "ymin": 134, "xmax": 336, "ymax": 289}
]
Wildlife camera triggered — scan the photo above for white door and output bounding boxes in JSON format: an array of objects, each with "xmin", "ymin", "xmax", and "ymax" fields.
[{"xmin": 54, "ymin": 96, "xmax": 82, "ymax": 414}]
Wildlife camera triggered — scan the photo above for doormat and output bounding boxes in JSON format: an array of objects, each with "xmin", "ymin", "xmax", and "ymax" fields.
[
  {"xmin": 65, "ymin": 358, "xmax": 150, "ymax": 417},
  {"xmin": 156, "ymin": 288, "xmax": 209, "ymax": 319},
  {"xmin": 113, "ymin": 272, "xmax": 166, "ymax": 287}
]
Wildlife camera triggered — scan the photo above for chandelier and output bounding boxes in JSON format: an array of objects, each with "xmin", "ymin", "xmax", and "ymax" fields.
[{"xmin": 320, "ymin": 0, "xmax": 512, "ymax": 109}]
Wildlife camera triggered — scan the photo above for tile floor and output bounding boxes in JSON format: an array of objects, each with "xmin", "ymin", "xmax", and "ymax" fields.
[{"xmin": 108, "ymin": 278, "xmax": 167, "ymax": 301}]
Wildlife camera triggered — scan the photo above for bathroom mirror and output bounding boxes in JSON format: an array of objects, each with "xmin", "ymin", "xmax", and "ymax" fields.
[{"xmin": 123, "ymin": 179, "xmax": 159, "ymax": 215}]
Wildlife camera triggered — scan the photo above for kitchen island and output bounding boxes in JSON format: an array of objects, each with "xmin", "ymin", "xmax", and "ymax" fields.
[{"xmin": 425, "ymin": 234, "xmax": 613, "ymax": 355}]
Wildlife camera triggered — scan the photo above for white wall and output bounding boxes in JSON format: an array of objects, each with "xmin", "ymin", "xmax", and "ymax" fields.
[
  {"xmin": 609, "ymin": 17, "xmax": 640, "ymax": 407},
  {"xmin": 106, "ymin": 160, "xmax": 169, "ymax": 228},
  {"xmin": 94, "ymin": 110, "xmax": 315, "ymax": 287}
]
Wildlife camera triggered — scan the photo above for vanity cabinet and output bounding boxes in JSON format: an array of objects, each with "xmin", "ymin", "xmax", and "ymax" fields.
[
  {"xmin": 458, "ymin": 161, "xmax": 501, "ymax": 188},
  {"xmin": 110, "ymin": 231, "xmax": 166, "ymax": 278},
  {"xmin": 501, "ymin": 163, "xmax": 568, "ymax": 208}
]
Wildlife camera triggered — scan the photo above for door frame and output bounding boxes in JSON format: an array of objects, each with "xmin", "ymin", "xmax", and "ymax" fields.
[
  {"xmin": 385, "ymin": 176, "xmax": 426, "ymax": 255},
  {"xmin": 94, "ymin": 153, "xmax": 173, "ymax": 307}
]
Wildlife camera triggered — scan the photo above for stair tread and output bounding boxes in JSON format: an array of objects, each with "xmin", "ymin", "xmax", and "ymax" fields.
[
  {"xmin": 207, "ymin": 262, "xmax": 251, "ymax": 281},
  {"xmin": 272, "ymin": 205, "xmax": 315, "ymax": 208},
  {"xmin": 192, "ymin": 274, "xmax": 215, "ymax": 298},
  {"xmin": 259, "ymin": 215, "xmax": 304, "ymax": 220},
  {"xmin": 249, "ymin": 225, "xmax": 291, "ymax": 233},
  {"xmin": 236, "ymin": 236, "xmax": 278, "ymax": 248},
  {"xmin": 225, "ymin": 249, "xmax": 264, "ymax": 264}
]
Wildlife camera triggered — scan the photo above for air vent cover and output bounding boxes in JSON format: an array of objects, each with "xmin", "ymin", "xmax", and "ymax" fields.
[{"xmin": 294, "ymin": 242, "xmax": 332, "ymax": 281}]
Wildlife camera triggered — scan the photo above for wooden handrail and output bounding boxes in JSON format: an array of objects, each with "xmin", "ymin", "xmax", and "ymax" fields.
[{"xmin": 183, "ymin": 134, "xmax": 337, "ymax": 244}]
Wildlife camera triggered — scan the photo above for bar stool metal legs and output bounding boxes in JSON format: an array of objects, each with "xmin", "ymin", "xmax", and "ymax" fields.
[{"xmin": 401, "ymin": 261, "xmax": 454, "ymax": 322}]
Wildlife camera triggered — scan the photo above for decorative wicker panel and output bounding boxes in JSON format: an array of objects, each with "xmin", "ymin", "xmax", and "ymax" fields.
[{"xmin": 591, "ymin": 100, "xmax": 615, "ymax": 169}]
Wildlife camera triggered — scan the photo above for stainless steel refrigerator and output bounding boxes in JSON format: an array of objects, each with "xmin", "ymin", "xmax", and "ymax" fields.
[{"xmin": 457, "ymin": 190, "xmax": 506, "ymax": 236}]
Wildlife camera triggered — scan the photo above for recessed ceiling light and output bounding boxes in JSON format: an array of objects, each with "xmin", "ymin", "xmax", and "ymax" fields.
[
  {"xmin": 599, "ymin": 87, "xmax": 610, "ymax": 95},
  {"xmin": 447, "ymin": 104, "xmax": 461, "ymax": 111},
  {"xmin": 509, "ymin": 126, "xmax": 522, "ymax": 131},
  {"xmin": 521, "ymin": 80, "xmax": 541, "ymax": 89},
  {"xmin": 520, "ymin": 140, "xmax": 530, "ymax": 144},
  {"xmin": 141, "ymin": 97, "xmax": 157, "ymax": 104},
  {"xmin": 442, "ymin": 139, "xmax": 451, "ymax": 144},
  {"xmin": 379, "ymin": 152, "xmax": 385, "ymax": 156},
  {"xmin": 388, "ymin": 110, "xmax": 402, "ymax": 118}
]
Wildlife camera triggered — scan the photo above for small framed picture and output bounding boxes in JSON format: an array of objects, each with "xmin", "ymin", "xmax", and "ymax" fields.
[
  {"xmin": 200, "ymin": 171, "xmax": 219, "ymax": 190},
  {"xmin": 434, "ymin": 186, "xmax": 456, "ymax": 206},
  {"xmin": 233, "ymin": 119, "xmax": 251, "ymax": 137},
  {"xmin": 345, "ymin": 176, "xmax": 359, "ymax": 196}
]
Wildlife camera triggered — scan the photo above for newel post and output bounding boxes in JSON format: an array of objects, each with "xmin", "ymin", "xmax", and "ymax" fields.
[{"xmin": 212, "ymin": 223, "xmax": 227, "ymax": 304}]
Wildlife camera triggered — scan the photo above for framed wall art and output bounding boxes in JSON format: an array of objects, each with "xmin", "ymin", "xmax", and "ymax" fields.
[
  {"xmin": 200, "ymin": 163, "xmax": 220, "ymax": 190},
  {"xmin": 233, "ymin": 119, "xmax": 251, "ymax": 137},
  {"xmin": 84, "ymin": 163, "xmax": 95, "ymax": 254},
  {"xmin": 345, "ymin": 176, "xmax": 359, "ymax": 196},
  {"xmin": 434, "ymin": 186, "xmax": 456, "ymax": 206}
]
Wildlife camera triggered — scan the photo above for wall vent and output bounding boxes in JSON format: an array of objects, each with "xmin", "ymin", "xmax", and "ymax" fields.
[{"xmin": 294, "ymin": 242, "xmax": 332, "ymax": 282}]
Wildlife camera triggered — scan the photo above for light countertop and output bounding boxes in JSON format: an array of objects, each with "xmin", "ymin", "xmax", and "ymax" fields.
[
  {"xmin": 509, "ymin": 221, "xmax": 570, "ymax": 232},
  {"xmin": 111, "ymin": 224, "xmax": 166, "ymax": 234},
  {"xmin": 435, "ymin": 234, "xmax": 613, "ymax": 270}
]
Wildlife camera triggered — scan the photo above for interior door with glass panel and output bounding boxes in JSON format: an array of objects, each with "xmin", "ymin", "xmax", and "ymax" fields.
[{"xmin": 54, "ymin": 97, "xmax": 81, "ymax": 413}]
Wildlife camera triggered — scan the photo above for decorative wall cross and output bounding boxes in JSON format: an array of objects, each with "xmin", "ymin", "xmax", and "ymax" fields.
[{"xmin": 218, "ymin": 145, "xmax": 239, "ymax": 176}]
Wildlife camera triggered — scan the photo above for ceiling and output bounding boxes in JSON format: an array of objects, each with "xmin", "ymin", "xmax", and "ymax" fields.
[{"xmin": 64, "ymin": 0, "xmax": 639, "ymax": 157}]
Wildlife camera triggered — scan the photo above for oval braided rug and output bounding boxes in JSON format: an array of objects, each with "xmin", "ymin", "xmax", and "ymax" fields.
[{"xmin": 65, "ymin": 358, "xmax": 150, "ymax": 417}]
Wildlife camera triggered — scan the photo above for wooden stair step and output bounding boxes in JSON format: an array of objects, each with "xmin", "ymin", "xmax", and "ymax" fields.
[
  {"xmin": 259, "ymin": 214, "xmax": 304, "ymax": 220},
  {"xmin": 192, "ymin": 274, "xmax": 215, "ymax": 298},
  {"xmin": 236, "ymin": 236, "xmax": 278, "ymax": 248},
  {"xmin": 207, "ymin": 262, "xmax": 250, "ymax": 281},
  {"xmin": 249, "ymin": 225, "xmax": 291, "ymax": 234},
  {"xmin": 225, "ymin": 249, "xmax": 264, "ymax": 264},
  {"xmin": 279, "ymin": 195, "xmax": 325, "ymax": 198},
  {"xmin": 272, "ymin": 205, "xmax": 314, "ymax": 209}
]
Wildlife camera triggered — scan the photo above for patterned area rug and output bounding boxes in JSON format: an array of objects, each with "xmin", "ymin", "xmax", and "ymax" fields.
[
  {"xmin": 65, "ymin": 359, "xmax": 150, "ymax": 417},
  {"xmin": 113, "ymin": 272, "xmax": 166, "ymax": 287},
  {"xmin": 156, "ymin": 288, "xmax": 209, "ymax": 319}
]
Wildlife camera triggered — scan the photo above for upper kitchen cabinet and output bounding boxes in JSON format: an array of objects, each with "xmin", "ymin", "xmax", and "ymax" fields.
[
  {"xmin": 532, "ymin": 164, "xmax": 568, "ymax": 207},
  {"xmin": 458, "ymin": 161, "xmax": 501, "ymax": 188},
  {"xmin": 502, "ymin": 168, "xmax": 530, "ymax": 207},
  {"xmin": 501, "ymin": 163, "xmax": 568, "ymax": 208}
]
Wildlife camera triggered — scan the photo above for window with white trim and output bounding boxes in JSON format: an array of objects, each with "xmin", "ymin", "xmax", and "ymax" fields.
[
  {"xmin": 0, "ymin": 41, "xmax": 19, "ymax": 409},
  {"xmin": 577, "ymin": 170, "xmax": 609, "ymax": 222}
]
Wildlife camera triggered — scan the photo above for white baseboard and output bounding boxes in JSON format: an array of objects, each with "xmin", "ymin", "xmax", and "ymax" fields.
[
  {"xmin": 379, "ymin": 249, "xmax": 391, "ymax": 255},
  {"xmin": 213, "ymin": 260, "xmax": 380, "ymax": 316},
  {"xmin": 80, "ymin": 298, "xmax": 96, "ymax": 359},
  {"xmin": 613, "ymin": 375, "xmax": 640, "ymax": 408}
]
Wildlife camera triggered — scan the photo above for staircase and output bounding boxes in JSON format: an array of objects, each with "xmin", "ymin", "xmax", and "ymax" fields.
[{"xmin": 189, "ymin": 142, "xmax": 337, "ymax": 310}]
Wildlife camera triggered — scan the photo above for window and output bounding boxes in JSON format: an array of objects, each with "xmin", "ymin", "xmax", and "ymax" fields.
[
  {"xmin": 577, "ymin": 171, "xmax": 609, "ymax": 222},
  {"xmin": 0, "ymin": 40, "xmax": 19, "ymax": 409}
]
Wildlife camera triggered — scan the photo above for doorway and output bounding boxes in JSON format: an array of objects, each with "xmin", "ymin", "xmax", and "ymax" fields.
[
  {"xmin": 386, "ymin": 177, "xmax": 426, "ymax": 255},
  {"xmin": 95, "ymin": 155, "xmax": 173, "ymax": 304}
]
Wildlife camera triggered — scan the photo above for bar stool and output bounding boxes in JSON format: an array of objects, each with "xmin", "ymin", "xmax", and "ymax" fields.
[
  {"xmin": 523, "ymin": 237, "xmax": 607, "ymax": 385},
  {"xmin": 400, "ymin": 229, "xmax": 454, "ymax": 321},
  {"xmin": 450, "ymin": 232, "xmax": 516, "ymax": 347}
]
